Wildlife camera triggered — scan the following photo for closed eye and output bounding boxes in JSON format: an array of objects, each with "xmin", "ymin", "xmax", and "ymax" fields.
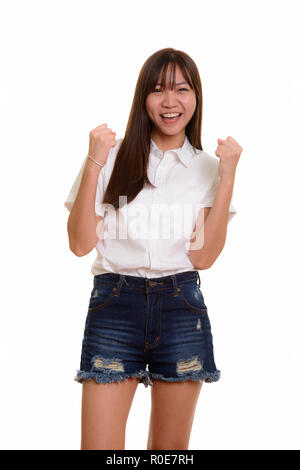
[{"xmin": 154, "ymin": 87, "xmax": 189, "ymax": 93}]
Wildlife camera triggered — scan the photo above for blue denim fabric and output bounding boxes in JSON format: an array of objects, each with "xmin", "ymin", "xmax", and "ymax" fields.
[{"xmin": 75, "ymin": 270, "xmax": 220, "ymax": 387}]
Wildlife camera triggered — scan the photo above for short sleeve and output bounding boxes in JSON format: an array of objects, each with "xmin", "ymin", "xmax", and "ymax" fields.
[
  {"xmin": 63, "ymin": 155, "xmax": 106, "ymax": 217},
  {"xmin": 201, "ymin": 156, "xmax": 237, "ymax": 224}
]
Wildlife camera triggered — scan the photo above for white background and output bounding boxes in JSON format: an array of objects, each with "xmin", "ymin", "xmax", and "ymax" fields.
[{"xmin": 1, "ymin": 0, "xmax": 299, "ymax": 450}]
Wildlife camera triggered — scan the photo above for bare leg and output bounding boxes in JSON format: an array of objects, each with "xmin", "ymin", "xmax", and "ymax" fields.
[
  {"xmin": 81, "ymin": 377, "xmax": 139, "ymax": 450},
  {"xmin": 147, "ymin": 380, "xmax": 203, "ymax": 450}
]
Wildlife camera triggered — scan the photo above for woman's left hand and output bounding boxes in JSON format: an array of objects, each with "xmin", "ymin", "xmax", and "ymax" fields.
[{"xmin": 215, "ymin": 136, "xmax": 243, "ymax": 180}]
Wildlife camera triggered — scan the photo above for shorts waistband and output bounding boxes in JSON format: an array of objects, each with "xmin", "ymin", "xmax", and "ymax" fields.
[{"xmin": 93, "ymin": 270, "xmax": 201, "ymax": 292}]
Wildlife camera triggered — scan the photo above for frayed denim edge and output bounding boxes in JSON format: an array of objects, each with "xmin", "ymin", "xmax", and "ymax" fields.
[
  {"xmin": 74, "ymin": 369, "xmax": 153, "ymax": 388},
  {"xmin": 74, "ymin": 368, "xmax": 220, "ymax": 387},
  {"xmin": 149, "ymin": 369, "xmax": 221, "ymax": 384}
]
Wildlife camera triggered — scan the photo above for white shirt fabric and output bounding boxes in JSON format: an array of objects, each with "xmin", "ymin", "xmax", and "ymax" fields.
[{"xmin": 64, "ymin": 136, "xmax": 237, "ymax": 278}]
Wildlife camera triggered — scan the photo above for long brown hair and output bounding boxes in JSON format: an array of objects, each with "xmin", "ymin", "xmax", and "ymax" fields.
[{"xmin": 102, "ymin": 47, "xmax": 203, "ymax": 210}]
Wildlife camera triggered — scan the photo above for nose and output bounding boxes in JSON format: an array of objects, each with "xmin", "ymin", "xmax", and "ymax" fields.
[{"xmin": 161, "ymin": 90, "xmax": 178, "ymax": 106}]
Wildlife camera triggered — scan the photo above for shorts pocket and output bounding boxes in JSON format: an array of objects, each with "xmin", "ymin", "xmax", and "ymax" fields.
[
  {"xmin": 177, "ymin": 283, "xmax": 207, "ymax": 312},
  {"xmin": 88, "ymin": 283, "xmax": 119, "ymax": 312}
]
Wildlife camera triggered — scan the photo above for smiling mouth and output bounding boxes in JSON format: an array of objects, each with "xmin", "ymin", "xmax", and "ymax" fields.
[{"xmin": 160, "ymin": 113, "xmax": 183, "ymax": 122}]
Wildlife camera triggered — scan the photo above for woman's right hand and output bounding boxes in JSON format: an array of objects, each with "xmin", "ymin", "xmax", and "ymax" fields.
[{"xmin": 88, "ymin": 124, "xmax": 117, "ymax": 166}]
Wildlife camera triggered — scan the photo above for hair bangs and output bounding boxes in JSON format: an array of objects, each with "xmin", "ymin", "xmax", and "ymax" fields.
[{"xmin": 148, "ymin": 60, "xmax": 194, "ymax": 95}]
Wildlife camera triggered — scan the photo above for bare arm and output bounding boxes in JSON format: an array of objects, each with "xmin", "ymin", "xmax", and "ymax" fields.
[
  {"xmin": 66, "ymin": 123, "xmax": 117, "ymax": 256},
  {"xmin": 188, "ymin": 176, "xmax": 235, "ymax": 269},
  {"xmin": 67, "ymin": 158, "xmax": 102, "ymax": 256},
  {"xmin": 188, "ymin": 135, "xmax": 242, "ymax": 269}
]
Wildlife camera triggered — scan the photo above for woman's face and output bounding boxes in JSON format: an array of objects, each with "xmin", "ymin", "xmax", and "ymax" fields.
[{"xmin": 145, "ymin": 64, "xmax": 197, "ymax": 139}]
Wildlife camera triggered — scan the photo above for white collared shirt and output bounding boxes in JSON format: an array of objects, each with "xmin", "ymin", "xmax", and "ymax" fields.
[{"xmin": 64, "ymin": 136, "xmax": 237, "ymax": 278}]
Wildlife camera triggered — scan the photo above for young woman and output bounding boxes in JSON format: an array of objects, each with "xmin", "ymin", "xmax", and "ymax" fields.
[{"xmin": 64, "ymin": 48, "xmax": 242, "ymax": 450}]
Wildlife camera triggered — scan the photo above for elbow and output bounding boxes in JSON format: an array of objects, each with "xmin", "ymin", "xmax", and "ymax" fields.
[
  {"xmin": 189, "ymin": 250, "xmax": 215, "ymax": 270},
  {"xmin": 68, "ymin": 235, "xmax": 85, "ymax": 256},
  {"xmin": 69, "ymin": 244, "xmax": 96, "ymax": 257},
  {"xmin": 189, "ymin": 242, "xmax": 226, "ymax": 270},
  {"xmin": 67, "ymin": 222, "xmax": 84, "ymax": 256},
  {"xmin": 74, "ymin": 250, "xmax": 86, "ymax": 257},
  {"xmin": 194, "ymin": 259, "xmax": 214, "ymax": 270},
  {"xmin": 67, "ymin": 230, "xmax": 97, "ymax": 257},
  {"xmin": 69, "ymin": 245, "xmax": 86, "ymax": 257},
  {"xmin": 69, "ymin": 240, "xmax": 94, "ymax": 257}
]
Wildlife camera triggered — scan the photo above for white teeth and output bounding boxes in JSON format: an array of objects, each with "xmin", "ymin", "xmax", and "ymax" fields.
[{"xmin": 162, "ymin": 113, "xmax": 181, "ymax": 118}]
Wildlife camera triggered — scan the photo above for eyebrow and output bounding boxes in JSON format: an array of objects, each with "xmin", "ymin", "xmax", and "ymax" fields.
[{"xmin": 156, "ymin": 81, "xmax": 188, "ymax": 86}]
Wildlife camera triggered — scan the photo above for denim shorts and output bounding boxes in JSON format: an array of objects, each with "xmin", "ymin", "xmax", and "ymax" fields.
[{"xmin": 74, "ymin": 270, "xmax": 220, "ymax": 387}]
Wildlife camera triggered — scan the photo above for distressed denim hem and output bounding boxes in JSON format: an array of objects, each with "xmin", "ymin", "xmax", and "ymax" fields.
[
  {"xmin": 149, "ymin": 369, "xmax": 221, "ymax": 384},
  {"xmin": 74, "ymin": 369, "xmax": 153, "ymax": 388}
]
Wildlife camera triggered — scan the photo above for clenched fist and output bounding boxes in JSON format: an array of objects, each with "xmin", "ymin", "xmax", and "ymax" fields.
[
  {"xmin": 215, "ymin": 136, "xmax": 243, "ymax": 180},
  {"xmin": 88, "ymin": 124, "xmax": 117, "ymax": 166}
]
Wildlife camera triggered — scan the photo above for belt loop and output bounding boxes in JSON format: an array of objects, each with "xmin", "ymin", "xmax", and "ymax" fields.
[
  {"xmin": 171, "ymin": 274, "xmax": 180, "ymax": 297},
  {"xmin": 144, "ymin": 277, "xmax": 149, "ymax": 293},
  {"xmin": 115, "ymin": 275, "xmax": 125, "ymax": 296},
  {"xmin": 196, "ymin": 270, "xmax": 201, "ymax": 287}
]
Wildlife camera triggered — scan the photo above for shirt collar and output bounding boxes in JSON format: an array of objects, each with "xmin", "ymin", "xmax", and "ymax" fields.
[{"xmin": 150, "ymin": 135, "xmax": 196, "ymax": 167}]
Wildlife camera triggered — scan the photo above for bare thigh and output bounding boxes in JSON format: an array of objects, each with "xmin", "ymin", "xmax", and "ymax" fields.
[
  {"xmin": 147, "ymin": 379, "xmax": 203, "ymax": 450},
  {"xmin": 81, "ymin": 377, "xmax": 139, "ymax": 450}
]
